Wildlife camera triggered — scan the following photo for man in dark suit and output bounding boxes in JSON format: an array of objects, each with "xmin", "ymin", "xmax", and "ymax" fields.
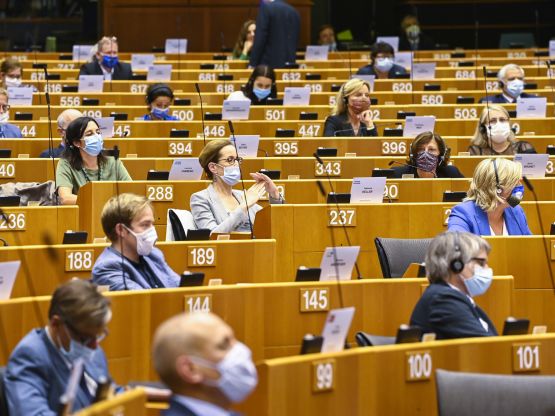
[
  {"xmin": 479, "ymin": 63, "xmax": 537, "ymax": 103},
  {"xmin": 410, "ymin": 231, "xmax": 498, "ymax": 339},
  {"xmin": 79, "ymin": 36, "xmax": 133, "ymax": 80},
  {"xmin": 153, "ymin": 312, "xmax": 257, "ymax": 416},
  {"xmin": 39, "ymin": 108, "xmax": 83, "ymax": 158},
  {"xmin": 249, "ymin": 0, "xmax": 300, "ymax": 69}
]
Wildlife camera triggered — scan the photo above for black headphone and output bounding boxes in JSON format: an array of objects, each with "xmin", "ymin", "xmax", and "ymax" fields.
[
  {"xmin": 492, "ymin": 158, "xmax": 503, "ymax": 194},
  {"xmin": 449, "ymin": 231, "xmax": 465, "ymax": 273},
  {"xmin": 145, "ymin": 84, "xmax": 174, "ymax": 105},
  {"xmin": 408, "ymin": 133, "xmax": 448, "ymax": 167}
]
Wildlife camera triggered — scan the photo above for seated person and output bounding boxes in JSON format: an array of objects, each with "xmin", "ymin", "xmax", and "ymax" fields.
[
  {"xmin": 356, "ymin": 42, "xmax": 407, "ymax": 79},
  {"xmin": 153, "ymin": 312, "xmax": 257, "ymax": 415},
  {"xmin": 92, "ymin": 193, "xmax": 180, "ymax": 290},
  {"xmin": 143, "ymin": 83, "xmax": 178, "ymax": 120},
  {"xmin": 318, "ymin": 24, "xmax": 338, "ymax": 52},
  {"xmin": 56, "ymin": 116, "xmax": 132, "ymax": 205},
  {"xmin": 392, "ymin": 132, "xmax": 464, "ymax": 178},
  {"xmin": 468, "ymin": 104, "xmax": 535, "ymax": 155},
  {"xmin": 0, "ymin": 57, "xmax": 36, "ymax": 90},
  {"xmin": 410, "ymin": 231, "xmax": 498, "ymax": 339},
  {"xmin": 79, "ymin": 36, "xmax": 132, "ymax": 80},
  {"xmin": 399, "ymin": 14, "xmax": 435, "ymax": 51},
  {"xmin": 0, "ymin": 88, "xmax": 22, "ymax": 138},
  {"xmin": 40, "ymin": 108, "xmax": 83, "ymax": 158},
  {"xmin": 191, "ymin": 139, "xmax": 285, "ymax": 234},
  {"xmin": 227, "ymin": 65, "xmax": 277, "ymax": 105},
  {"xmin": 448, "ymin": 158, "xmax": 531, "ymax": 236},
  {"xmin": 479, "ymin": 64, "xmax": 536, "ymax": 103},
  {"xmin": 232, "ymin": 19, "xmax": 256, "ymax": 60},
  {"xmin": 4, "ymin": 279, "xmax": 119, "ymax": 414},
  {"xmin": 324, "ymin": 78, "xmax": 377, "ymax": 137}
]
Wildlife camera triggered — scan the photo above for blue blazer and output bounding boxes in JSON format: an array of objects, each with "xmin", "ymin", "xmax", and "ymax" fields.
[
  {"xmin": 356, "ymin": 63, "xmax": 407, "ymax": 78},
  {"xmin": 448, "ymin": 200, "xmax": 531, "ymax": 236},
  {"xmin": 91, "ymin": 246, "xmax": 180, "ymax": 291},
  {"xmin": 248, "ymin": 0, "xmax": 300, "ymax": 69},
  {"xmin": 410, "ymin": 280, "xmax": 498, "ymax": 339},
  {"xmin": 0, "ymin": 123, "xmax": 22, "ymax": 138},
  {"xmin": 4, "ymin": 328, "xmax": 114, "ymax": 415},
  {"xmin": 163, "ymin": 396, "xmax": 242, "ymax": 416},
  {"xmin": 478, "ymin": 92, "xmax": 536, "ymax": 103}
]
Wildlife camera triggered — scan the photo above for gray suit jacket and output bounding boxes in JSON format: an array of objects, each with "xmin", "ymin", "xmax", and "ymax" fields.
[{"xmin": 190, "ymin": 184, "xmax": 284, "ymax": 233}]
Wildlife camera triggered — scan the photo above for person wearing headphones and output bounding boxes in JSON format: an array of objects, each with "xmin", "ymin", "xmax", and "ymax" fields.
[
  {"xmin": 468, "ymin": 105, "xmax": 535, "ymax": 155},
  {"xmin": 410, "ymin": 231, "xmax": 498, "ymax": 339},
  {"xmin": 448, "ymin": 158, "xmax": 531, "ymax": 236},
  {"xmin": 227, "ymin": 65, "xmax": 277, "ymax": 105},
  {"xmin": 79, "ymin": 36, "xmax": 132, "ymax": 81},
  {"xmin": 479, "ymin": 64, "xmax": 537, "ymax": 103},
  {"xmin": 323, "ymin": 78, "xmax": 377, "ymax": 137},
  {"xmin": 56, "ymin": 116, "xmax": 132, "ymax": 205},
  {"xmin": 143, "ymin": 83, "xmax": 178, "ymax": 120},
  {"xmin": 392, "ymin": 132, "xmax": 464, "ymax": 178},
  {"xmin": 356, "ymin": 42, "xmax": 407, "ymax": 79}
]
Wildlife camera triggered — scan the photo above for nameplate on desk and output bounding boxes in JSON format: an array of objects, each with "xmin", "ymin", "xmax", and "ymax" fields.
[
  {"xmin": 230, "ymin": 134, "xmax": 259, "ymax": 158},
  {"xmin": 412, "ymin": 63, "xmax": 436, "ymax": 80},
  {"xmin": 184, "ymin": 294, "xmax": 212, "ymax": 313},
  {"xmin": 222, "ymin": 100, "xmax": 251, "ymax": 120},
  {"xmin": 315, "ymin": 161, "xmax": 342, "ymax": 177},
  {"xmin": 550, "ymin": 40, "xmax": 555, "ymax": 58},
  {"xmin": 512, "ymin": 342, "xmax": 541, "ymax": 373},
  {"xmin": 7, "ymin": 87, "xmax": 33, "ymax": 106},
  {"xmin": 147, "ymin": 65, "xmax": 172, "ymax": 81},
  {"xmin": 327, "ymin": 208, "xmax": 357, "ymax": 227},
  {"xmin": 187, "ymin": 246, "xmax": 217, "ymax": 267},
  {"xmin": 0, "ymin": 211, "xmax": 26, "ymax": 231},
  {"xmin": 395, "ymin": 52, "xmax": 413, "ymax": 70},
  {"xmin": 305, "ymin": 45, "xmax": 329, "ymax": 61},
  {"xmin": 165, "ymin": 38, "xmax": 188, "ymax": 54},
  {"xmin": 78, "ymin": 75, "xmax": 104, "ymax": 93},
  {"xmin": 319, "ymin": 248, "xmax": 359, "ymax": 282},
  {"xmin": 514, "ymin": 153, "xmax": 549, "ymax": 178},
  {"xmin": 351, "ymin": 74, "xmax": 375, "ymax": 92},
  {"xmin": 95, "ymin": 117, "xmax": 114, "ymax": 138},
  {"xmin": 312, "ymin": 359, "xmax": 336, "ymax": 393},
  {"xmin": 168, "ymin": 158, "xmax": 203, "ymax": 180},
  {"xmin": 350, "ymin": 177, "xmax": 386, "ymax": 203},
  {"xmin": 300, "ymin": 288, "xmax": 330, "ymax": 312},
  {"xmin": 403, "ymin": 116, "xmax": 436, "ymax": 138},
  {"xmin": 283, "ymin": 87, "xmax": 311, "ymax": 106},
  {"xmin": 376, "ymin": 36, "xmax": 399, "ymax": 52},
  {"xmin": 405, "ymin": 350, "xmax": 433, "ymax": 382},
  {"xmin": 72, "ymin": 44, "xmax": 93, "ymax": 61},
  {"xmin": 516, "ymin": 97, "xmax": 547, "ymax": 118},
  {"xmin": 131, "ymin": 54, "xmax": 155, "ymax": 70},
  {"xmin": 146, "ymin": 185, "xmax": 174, "ymax": 202},
  {"xmin": 65, "ymin": 250, "xmax": 94, "ymax": 272}
]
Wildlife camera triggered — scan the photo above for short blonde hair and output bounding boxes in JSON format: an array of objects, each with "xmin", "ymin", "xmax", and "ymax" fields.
[
  {"xmin": 332, "ymin": 78, "xmax": 371, "ymax": 116},
  {"xmin": 90, "ymin": 36, "xmax": 118, "ymax": 62},
  {"xmin": 471, "ymin": 104, "xmax": 515, "ymax": 148},
  {"xmin": 465, "ymin": 158, "xmax": 522, "ymax": 212},
  {"xmin": 101, "ymin": 193, "xmax": 153, "ymax": 241},
  {"xmin": 0, "ymin": 87, "xmax": 8, "ymax": 101},
  {"xmin": 198, "ymin": 139, "xmax": 233, "ymax": 179}
]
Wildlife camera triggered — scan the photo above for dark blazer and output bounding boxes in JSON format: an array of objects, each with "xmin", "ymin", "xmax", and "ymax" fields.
[
  {"xmin": 39, "ymin": 144, "xmax": 64, "ymax": 158},
  {"xmin": 399, "ymin": 33, "xmax": 436, "ymax": 51},
  {"xmin": 392, "ymin": 164, "xmax": 464, "ymax": 178},
  {"xmin": 478, "ymin": 92, "xmax": 537, "ymax": 104},
  {"xmin": 410, "ymin": 280, "xmax": 498, "ymax": 339},
  {"xmin": 448, "ymin": 200, "xmax": 531, "ymax": 236},
  {"xmin": 356, "ymin": 63, "xmax": 407, "ymax": 78},
  {"xmin": 323, "ymin": 114, "xmax": 378, "ymax": 137},
  {"xmin": 248, "ymin": 0, "xmax": 300, "ymax": 69},
  {"xmin": 79, "ymin": 60, "xmax": 133, "ymax": 80}
]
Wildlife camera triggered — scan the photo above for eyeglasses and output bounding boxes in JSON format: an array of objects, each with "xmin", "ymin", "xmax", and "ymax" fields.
[
  {"xmin": 487, "ymin": 117, "xmax": 509, "ymax": 125},
  {"xmin": 471, "ymin": 257, "xmax": 488, "ymax": 267},
  {"xmin": 0, "ymin": 105, "xmax": 10, "ymax": 112},
  {"xmin": 218, "ymin": 156, "xmax": 243, "ymax": 165},
  {"xmin": 65, "ymin": 320, "xmax": 109, "ymax": 347}
]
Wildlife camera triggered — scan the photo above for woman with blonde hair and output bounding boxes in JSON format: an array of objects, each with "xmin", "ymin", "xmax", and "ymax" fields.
[
  {"xmin": 232, "ymin": 20, "xmax": 256, "ymax": 60},
  {"xmin": 323, "ymin": 78, "xmax": 377, "ymax": 136},
  {"xmin": 448, "ymin": 158, "xmax": 531, "ymax": 235},
  {"xmin": 468, "ymin": 104, "xmax": 535, "ymax": 155}
]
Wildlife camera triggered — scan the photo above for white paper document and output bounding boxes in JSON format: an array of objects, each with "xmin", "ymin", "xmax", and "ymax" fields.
[
  {"xmin": 319, "ymin": 246, "xmax": 360, "ymax": 281},
  {"xmin": 321, "ymin": 306, "xmax": 356, "ymax": 353},
  {"xmin": 7, "ymin": 87, "xmax": 33, "ymax": 106},
  {"xmin": 514, "ymin": 153, "xmax": 549, "ymax": 178},
  {"xmin": 147, "ymin": 65, "xmax": 172, "ymax": 81},
  {"xmin": 230, "ymin": 135, "xmax": 260, "ymax": 158},
  {"xmin": 411, "ymin": 63, "xmax": 436, "ymax": 80},
  {"xmin": 350, "ymin": 177, "xmax": 386, "ymax": 203},
  {"xmin": 165, "ymin": 39, "xmax": 188, "ymax": 54},
  {"xmin": 283, "ymin": 87, "xmax": 311, "ymax": 106},
  {"xmin": 222, "ymin": 100, "xmax": 251, "ymax": 120},
  {"xmin": 403, "ymin": 116, "xmax": 436, "ymax": 137},
  {"xmin": 516, "ymin": 97, "xmax": 547, "ymax": 118},
  {"xmin": 168, "ymin": 158, "xmax": 203, "ymax": 180},
  {"xmin": 131, "ymin": 54, "xmax": 155, "ymax": 70},
  {"xmin": 78, "ymin": 75, "xmax": 104, "ymax": 92}
]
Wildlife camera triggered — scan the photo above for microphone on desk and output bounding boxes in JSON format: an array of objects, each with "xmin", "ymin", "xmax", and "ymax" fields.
[
  {"xmin": 43, "ymin": 66, "xmax": 58, "ymax": 205},
  {"xmin": 313, "ymin": 153, "xmax": 361, "ymax": 280},
  {"xmin": 195, "ymin": 83, "xmax": 207, "ymax": 146},
  {"xmin": 521, "ymin": 176, "xmax": 555, "ymax": 293},
  {"xmin": 112, "ymin": 144, "xmax": 129, "ymax": 290}
]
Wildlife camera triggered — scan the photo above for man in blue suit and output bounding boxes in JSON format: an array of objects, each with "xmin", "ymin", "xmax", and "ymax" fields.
[
  {"xmin": 0, "ymin": 89, "xmax": 22, "ymax": 138},
  {"xmin": 479, "ymin": 63, "xmax": 537, "ymax": 103},
  {"xmin": 153, "ymin": 312, "xmax": 258, "ymax": 416},
  {"xmin": 92, "ymin": 193, "xmax": 180, "ymax": 290},
  {"xmin": 4, "ymin": 280, "xmax": 117, "ymax": 414},
  {"xmin": 248, "ymin": 0, "xmax": 300, "ymax": 69}
]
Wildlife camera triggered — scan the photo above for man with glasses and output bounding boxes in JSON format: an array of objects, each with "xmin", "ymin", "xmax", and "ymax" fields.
[
  {"xmin": 39, "ymin": 108, "xmax": 83, "ymax": 158},
  {"xmin": 0, "ymin": 88, "xmax": 22, "ymax": 138},
  {"xmin": 410, "ymin": 231, "xmax": 498, "ymax": 339},
  {"xmin": 4, "ymin": 279, "xmax": 117, "ymax": 414}
]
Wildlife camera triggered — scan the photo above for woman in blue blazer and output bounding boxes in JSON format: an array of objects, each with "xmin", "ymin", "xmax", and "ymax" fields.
[{"xmin": 448, "ymin": 158, "xmax": 531, "ymax": 236}]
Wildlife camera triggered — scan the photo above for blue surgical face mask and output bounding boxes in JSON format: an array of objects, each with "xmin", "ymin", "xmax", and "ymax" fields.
[
  {"xmin": 463, "ymin": 265, "xmax": 493, "ymax": 297},
  {"xmin": 506, "ymin": 79, "xmax": 524, "ymax": 98},
  {"xmin": 253, "ymin": 87, "xmax": 271, "ymax": 100},
  {"xmin": 82, "ymin": 133, "xmax": 103, "ymax": 157},
  {"xmin": 506, "ymin": 184, "xmax": 524, "ymax": 208},
  {"xmin": 152, "ymin": 107, "xmax": 170, "ymax": 119},
  {"xmin": 101, "ymin": 55, "xmax": 119, "ymax": 69},
  {"xmin": 375, "ymin": 57, "xmax": 394, "ymax": 73},
  {"xmin": 219, "ymin": 165, "xmax": 241, "ymax": 186},
  {"xmin": 58, "ymin": 326, "xmax": 96, "ymax": 364}
]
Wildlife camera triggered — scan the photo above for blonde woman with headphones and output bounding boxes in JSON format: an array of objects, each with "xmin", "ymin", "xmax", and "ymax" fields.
[{"xmin": 323, "ymin": 78, "xmax": 378, "ymax": 137}]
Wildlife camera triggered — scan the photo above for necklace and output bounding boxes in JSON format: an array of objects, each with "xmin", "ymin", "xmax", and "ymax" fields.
[{"xmin": 81, "ymin": 165, "xmax": 102, "ymax": 182}]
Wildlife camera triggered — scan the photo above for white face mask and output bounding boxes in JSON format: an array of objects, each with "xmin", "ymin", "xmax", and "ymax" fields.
[
  {"xmin": 124, "ymin": 225, "xmax": 158, "ymax": 256},
  {"xmin": 489, "ymin": 122, "xmax": 511, "ymax": 144},
  {"xmin": 0, "ymin": 111, "xmax": 9, "ymax": 124},
  {"xmin": 5, "ymin": 77, "xmax": 21, "ymax": 87}
]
